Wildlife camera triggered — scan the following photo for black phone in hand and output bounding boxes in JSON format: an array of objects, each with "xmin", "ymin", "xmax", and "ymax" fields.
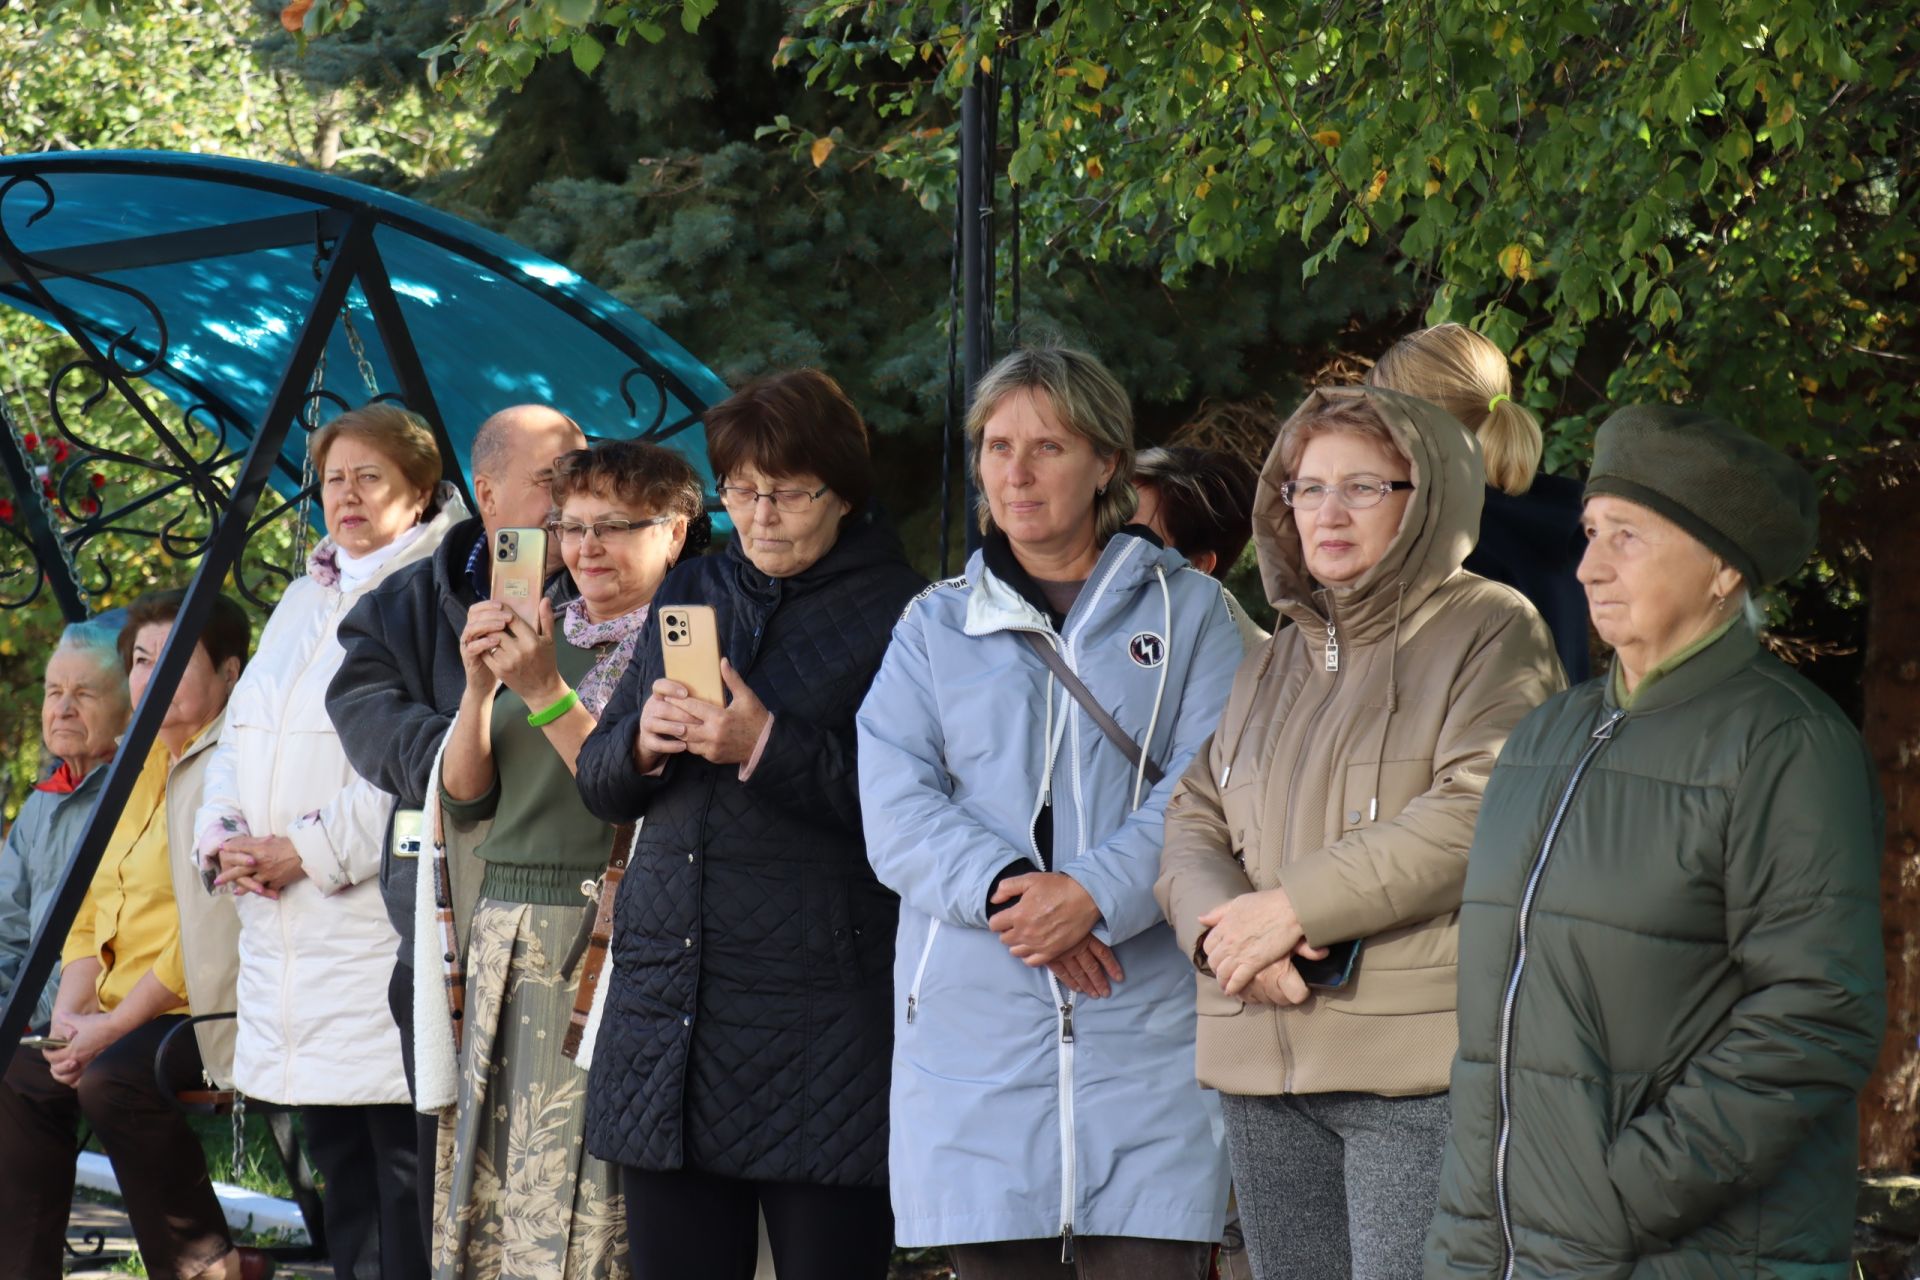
[{"xmin": 1297, "ymin": 938, "xmax": 1362, "ymax": 989}]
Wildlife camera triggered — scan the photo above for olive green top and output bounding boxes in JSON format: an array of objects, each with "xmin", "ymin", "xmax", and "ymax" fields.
[{"xmin": 440, "ymin": 633, "xmax": 613, "ymax": 906}]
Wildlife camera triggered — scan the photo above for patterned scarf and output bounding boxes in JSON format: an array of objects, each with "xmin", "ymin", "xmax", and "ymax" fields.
[{"xmin": 563, "ymin": 597, "xmax": 651, "ymax": 716}]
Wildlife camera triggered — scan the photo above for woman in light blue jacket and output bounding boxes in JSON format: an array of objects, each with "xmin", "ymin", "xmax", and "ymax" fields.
[{"xmin": 857, "ymin": 346, "xmax": 1243, "ymax": 1279}]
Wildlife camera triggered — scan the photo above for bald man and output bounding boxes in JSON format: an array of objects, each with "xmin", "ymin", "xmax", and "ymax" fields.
[{"xmin": 324, "ymin": 404, "xmax": 584, "ymax": 1247}]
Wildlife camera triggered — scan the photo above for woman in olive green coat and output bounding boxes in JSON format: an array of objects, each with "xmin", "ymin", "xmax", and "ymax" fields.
[{"xmin": 1426, "ymin": 404, "xmax": 1885, "ymax": 1279}]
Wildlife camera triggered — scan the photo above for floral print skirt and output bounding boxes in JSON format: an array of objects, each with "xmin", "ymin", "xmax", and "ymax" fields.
[{"xmin": 433, "ymin": 898, "xmax": 628, "ymax": 1280}]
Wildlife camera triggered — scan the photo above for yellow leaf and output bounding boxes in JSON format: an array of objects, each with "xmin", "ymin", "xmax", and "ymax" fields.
[
  {"xmin": 1498, "ymin": 243, "xmax": 1533, "ymax": 281},
  {"xmin": 1194, "ymin": 178, "xmax": 1209, "ymax": 197},
  {"xmin": 979, "ymin": 55, "xmax": 992, "ymax": 74},
  {"xmin": 1087, "ymin": 156, "xmax": 1105, "ymax": 179},
  {"xmin": 1365, "ymin": 170, "xmax": 1388, "ymax": 203},
  {"xmin": 1799, "ymin": 375, "xmax": 1821, "ymax": 393},
  {"xmin": 810, "ymin": 136, "xmax": 836, "ymax": 168},
  {"xmin": 1424, "ymin": 178, "xmax": 1443, "ymax": 197},
  {"xmin": 1085, "ymin": 63, "xmax": 1108, "ymax": 90},
  {"xmin": 1508, "ymin": 33, "xmax": 1524, "ymax": 56},
  {"xmin": 1312, "ymin": 129, "xmax": 1341, "ymax": 148}
]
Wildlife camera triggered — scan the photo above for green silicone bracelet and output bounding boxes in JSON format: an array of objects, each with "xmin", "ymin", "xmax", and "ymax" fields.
[{"xmin": 527, "ymin": 688, "xmax": 580, "ymax": 727}]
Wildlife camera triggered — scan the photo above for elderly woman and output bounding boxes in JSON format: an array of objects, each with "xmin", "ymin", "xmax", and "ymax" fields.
[
  {"xmin": 574, "ymin": 369, "xmax": 924, "ymax": 1280},
  {"xmin": 0, "ymin": 589, "xmax": 254, "ymax": 1280},
  {"xmin": 1157, "ymin": 386, "xmax": 1563, "ymax": 1280},
  {"xmin": 0, "ymin": 615, "xmax": 129, "ymax": 1029},
  {"xmin": 1366, "ymin": 323, "xmax": 1589, "ymax": 682},
  {"xmin": 198, "ymin": 403, "xmax": 462, "ymax": 1280},
  {"xmin": 1426, "ymin": 406, "xmax": 1886, "ymax": 1278},
  {"xmin": 857, "ymin": 346, "xmax": 1245, "ymax": 1279},
  {"xmin": 418, "ymin": 440, "xmax": 705, "ymax": 1278}
]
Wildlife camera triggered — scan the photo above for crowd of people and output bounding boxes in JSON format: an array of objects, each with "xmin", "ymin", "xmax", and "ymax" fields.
[{"xmin": 0, "ymin": 323, "xmax": 1886, "ymax": 1280}]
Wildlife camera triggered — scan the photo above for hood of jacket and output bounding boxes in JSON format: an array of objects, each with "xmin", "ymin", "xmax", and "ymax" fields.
[{"xmin": 1254, "ymin": 385, "xmax": 1485, "ymax": 645}]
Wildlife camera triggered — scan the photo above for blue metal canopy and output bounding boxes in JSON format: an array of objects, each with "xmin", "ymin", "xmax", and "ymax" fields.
[{"xmin": 0, "ymin": 150, "xmax": 727, "ymax": 460}]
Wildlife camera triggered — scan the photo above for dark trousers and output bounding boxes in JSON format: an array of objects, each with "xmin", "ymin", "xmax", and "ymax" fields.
[
  {"xmin": 302, "ymin": 1103, "xmax": 429, "ymax": 1280},
  {"xmin": 948, "ymin": 1237, "xmax": 1214, "ymax": 1279},
  {"xmin": 388, "ymin": 958, "xmax": 438, "ymax": 1255},
  {"xmin": 621, "ymin": 1164, "xmax": 893, "ymax": 1280},
  {"xmin": 0, "ymin": 1014, "xmax": 231, "ymax": 1280}
]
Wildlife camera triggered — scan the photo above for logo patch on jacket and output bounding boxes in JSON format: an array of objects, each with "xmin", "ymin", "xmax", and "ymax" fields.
[{"xmin": 1128, "ymin": 631, "xmax": 1166, "ymax": 668}]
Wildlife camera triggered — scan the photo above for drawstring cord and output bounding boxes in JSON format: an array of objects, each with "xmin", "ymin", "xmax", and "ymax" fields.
[{"xmin": 1366, "ymin": 582, "xmax": 1410, "ymax": 822}]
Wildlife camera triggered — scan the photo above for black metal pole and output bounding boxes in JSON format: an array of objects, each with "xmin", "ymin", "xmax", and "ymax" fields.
[
  {"xmin": 959, "ymin": 17, "xmax": 995, "ymax": 555},
  {"xmin": 0, "ymin": 399, "xmax": 86, "ymax": 621},
  {"xmin": 0, "ymin": 215, "xmax": 377, "ymax": 1057},
  {"xmin": 356, "ymin": 243, "xmax": 471, "ymax": 506}
]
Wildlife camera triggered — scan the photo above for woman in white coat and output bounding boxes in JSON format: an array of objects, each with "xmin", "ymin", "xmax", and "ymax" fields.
[{"xmin": 198, "ymin": 403, "xmax": 460, "ymax": 1280}]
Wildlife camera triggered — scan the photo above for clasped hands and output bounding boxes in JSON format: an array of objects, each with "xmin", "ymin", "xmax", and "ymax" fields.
[
  {"xmin": 43, "ymin": 1008, "xmax": 119, "ymax": 1086},
  {"xmin": 989, "ymin": 871, "xmax": 1124, "ymax": 1000},
  {"xmin": 1198, "ymin": 887, "xmax": 1330, "ymax": 1006},
  {"xmin": 212, "ymin": 833, "xmax": 306, "ymax": 900},
  {"xmin": 635, "ymin": 660, "xmax": 769, "ymax": 771}
]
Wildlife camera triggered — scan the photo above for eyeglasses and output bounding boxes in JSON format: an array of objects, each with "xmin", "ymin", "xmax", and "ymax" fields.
[
  {"xmin": 717, "ymin": 482, "xmax": 831, "ymax": 513},
  {"xmin": 1280, "ymin": 476, "xmax": 1415, "ymax": 510},
  {"xmin": 548, "ymin": 514, "xmax": 674, "ymax": 545}
]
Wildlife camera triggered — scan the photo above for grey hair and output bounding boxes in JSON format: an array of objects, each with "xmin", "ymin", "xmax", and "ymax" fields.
[
  {"xmin": 53, "ymin": 617, "xmax": 130, "ymax": 689},
  {"xmin": 1738, "ymin": 589, "xmax": 1766, "ymax": 632},
  {"xmin": 965, "ymin": 345, "xmax": 1139, "ymax": 544}
]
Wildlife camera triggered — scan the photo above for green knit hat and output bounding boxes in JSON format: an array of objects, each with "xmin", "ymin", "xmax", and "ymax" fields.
[{"xmin": 1584, "ymin": 404, "xmax": 1818, "ymax": 587}]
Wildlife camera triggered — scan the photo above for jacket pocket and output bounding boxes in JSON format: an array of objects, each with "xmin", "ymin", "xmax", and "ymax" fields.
[
  {"xmin": 904, "ymin": 920, "xmax": 941, "ymax": 1025},
  {"xmin": 1195, "ymin": 971, "xmax": 1244, "ymax": 1017},
  {"xmin": 1340, "ymin": 758, "xmax": 1437, "ymax": 831}
]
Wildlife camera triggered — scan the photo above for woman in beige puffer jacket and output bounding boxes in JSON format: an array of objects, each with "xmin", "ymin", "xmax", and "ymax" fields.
[{"xmin": 1157, "ymin": 384, "xmax": 1563, "ymax": 1280}]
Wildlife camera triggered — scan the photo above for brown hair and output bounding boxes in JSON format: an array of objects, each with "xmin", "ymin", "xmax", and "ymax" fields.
[
  {"xmin": 116, "ymin": 588, "xmax": 252, "ymax": 675},
  {"xmin": 703, "ymin": 370, "xmax": 874, "ymax": 515},
  {"xmin": 965, "ymin": 345, "xmax": 1138, "ymax": 543},
  {"xmin": 1133, "ymin": 446, "xmax": 1258, "ymax": 579},
  {"xmin": 548, "ymin": 440, "xmax": 705, "ymax": 523},
  {"xmin": 309, "ymin": 402, "xmax": 443, "ymax": 513},
  {"xmin": 1277, "ymin": 397, "xmax": 1408, "ymax": 477},
  {"xmin": 1365, "ymin": 323, "xmax": 1543, "ymax": 495}
]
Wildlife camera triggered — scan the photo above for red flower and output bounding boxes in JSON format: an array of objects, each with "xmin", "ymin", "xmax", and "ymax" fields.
[
  {"xmin": 90, "ymin": 472, "xmax": 106, "ymax": 489},
  {"xmin": 40, "ymin": 479, "xmax": 54, "ymax": 498},
  {"xmin": 51, "ymin": 440, "xmax": 68, "ymax": 463},
  {"xmin": 21, "ymin": 433, "xmax": 36, "ymax": 450},
  {"xmin": 0, "ymin": 499, "xmax": 13, "ymax": 522},
  {"xmin": 81, "ymin": 496, "xmax": 99, "ymax": 515}
]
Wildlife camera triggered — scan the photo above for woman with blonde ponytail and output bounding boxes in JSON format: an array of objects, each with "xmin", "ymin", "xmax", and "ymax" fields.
[{"xmin": 1367, "ymin": 324, "xmax": 1589, "ymax": 681}]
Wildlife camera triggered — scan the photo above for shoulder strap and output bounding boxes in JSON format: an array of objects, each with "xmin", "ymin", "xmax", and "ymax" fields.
[
  {"xmin": 562, "ymin": 820, "xmax": 636, "ymax": 1062},
  {"xmin": 1022, "ymin": 631, "xmax": 1163, "ymax": 787}
]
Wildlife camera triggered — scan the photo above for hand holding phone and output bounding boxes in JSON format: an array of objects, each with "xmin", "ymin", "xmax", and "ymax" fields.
[
  {"xmin": 19, "ymin": 1034, "xmax": 69, "ymax": 1051},
  {"xmin": 491, "ymin": 526, "xmax": 549, "ymax": 627}
]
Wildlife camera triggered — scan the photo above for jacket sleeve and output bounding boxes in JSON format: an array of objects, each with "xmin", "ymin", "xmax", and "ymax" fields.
[
  {"xmin": 1157, "ymin": 731, "xmax": 1258, "ymax": 966},
  {"xmin": 327, "ymin": 590, "xmax": 450, "ymax": 809},
  {"xmin": 1606, "ymin": 714, "xmax": 1887, "ymax": 1249},
  {"xmin": 0, "ymin": 813, "xmax": 35, "ymax": 1004},
  {"xmin": 286, "ymin": 774, "xmax": 394, "ymax": 895},
  {"xmin": 857, "ymin": 602, "xmax": 1032, "ymax": 929},
  {"xmin": 575, "ymin": 618, "xmax": 676, "ymax": 825},
  {"xmin": 1069, "ymin": 585, "xmax": 1245, "ymax": 946},
  {"xmin": 193, "ymin": 715, "xmax": 248, "ymax": 863},
  {"xmin": 1278, "ymin": 606, "xmax": 1563, "ymax": 946}
]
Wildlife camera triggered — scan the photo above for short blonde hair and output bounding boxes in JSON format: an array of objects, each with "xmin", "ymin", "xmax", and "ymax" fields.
[
  {"xmin": 966, "ymin": 346, "xmax": 1137, "ymax": 543},
  {"xmin": 310, "ymin": 402, "xmax": 443, "ymax": 513},
  {"xmin": 1366, "ymin": 323, "xmax": 1542, "ymax": 496}
]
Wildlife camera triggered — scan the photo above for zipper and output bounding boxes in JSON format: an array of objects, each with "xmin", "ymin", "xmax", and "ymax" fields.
[
  {"xmin": 903, "ymin": 921, "xmax": 940, "ymax": 1024},
  {"xmin": 1494, "ymin": 708, "xmax": 1626, "ymax": 1279},
  {"xmin": 1324, "ymin": 619, "xmax": 1340, "ymax": 672},
  {"xmin": 1023, "ymin": 637, "xmax": 1079, "ymax": 1260}
]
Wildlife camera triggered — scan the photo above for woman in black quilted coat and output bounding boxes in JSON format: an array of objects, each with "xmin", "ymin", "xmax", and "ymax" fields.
[{"xmin": 574, "ymin": 369, "xmax": 925, "ymax": 1280}]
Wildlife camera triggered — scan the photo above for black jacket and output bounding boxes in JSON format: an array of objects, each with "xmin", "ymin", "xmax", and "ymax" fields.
[
  {"xmin": 576, "ymin": 511, "xmax": 925, "ymax": 1187},
  {"xmin": 1465, "ymin": 474, "xmax": 1591, "ymax": 683},
  {"xmin": 327, "ymin": 517, "xmax": 484, "ymax": 951}
]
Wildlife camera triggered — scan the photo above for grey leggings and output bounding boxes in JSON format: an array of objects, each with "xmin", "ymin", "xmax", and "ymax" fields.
[{"xmin": 1219, "ymin": 1090, "xmax": 1450, "ymax": 1280}]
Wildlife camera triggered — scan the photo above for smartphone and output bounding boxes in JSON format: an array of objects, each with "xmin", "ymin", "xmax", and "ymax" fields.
[
  {"xmin": 19, "ymin": 1034, "xmax": 68, "ymax": 1051},
  {"xmin": 658, "ymin": 605, "xmax": 724, "ymax": 706},
  {"xmin": 391, "ymin": 808, "xmax": 424, "ymax": 861},
  {"xmin": 491, "ymin": 526, "xmax": 549, "ymax": 627},
  {"xmin": 1298, "ymin": 938, "xmax": 1363, "ymax": 990}
]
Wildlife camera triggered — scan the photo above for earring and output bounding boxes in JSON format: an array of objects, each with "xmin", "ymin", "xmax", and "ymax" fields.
[{"xmin": 1097, "ymin": 484, "xmax": 1108, "ymax": 496}]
